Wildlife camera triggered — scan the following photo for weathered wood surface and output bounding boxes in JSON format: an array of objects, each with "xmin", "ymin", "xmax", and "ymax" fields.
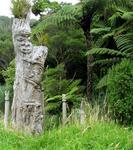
[
  {"xmin": 4, "ymin": 91, "xmax": 10, "ymax": 128},
  {"xmin": 62, "ymin": 94, "xmax": 67, "ymax": 125},
  {"xmin": 12, "ymin": 12, "xmax": 48, "ymax": 134},
  {"xmin": 80, "ymin": 100, "xmax": 86, "ymax": 125}
]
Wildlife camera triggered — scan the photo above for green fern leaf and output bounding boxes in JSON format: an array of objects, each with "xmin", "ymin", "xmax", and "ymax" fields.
[{"xmin": 87, "ymin": 48, "xmax": 128, "ymax": 57}]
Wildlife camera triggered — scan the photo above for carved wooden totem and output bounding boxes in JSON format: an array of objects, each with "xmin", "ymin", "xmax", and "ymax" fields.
[{"xmin": 12, "ymin": 13, "xmax": 48, "ymax": 134}]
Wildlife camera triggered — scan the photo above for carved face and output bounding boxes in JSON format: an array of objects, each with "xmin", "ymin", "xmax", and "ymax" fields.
[
  {"xmin": 13, "ymin": 19, "xmax": 32, "ymax": 54},
  {"xmin": 16, "ymin": 35, "xmax": 32, "ymax": 54}
]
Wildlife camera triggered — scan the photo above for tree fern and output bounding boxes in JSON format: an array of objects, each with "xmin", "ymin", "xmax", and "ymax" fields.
[
  {"xmin": 90, "ymin": 27, "xmax": 111, "ymax": 35},
  {"xmin": 122, "ymin": 12, "xmax": 133, "ymax": 21},
  {"xmin": 87, "ymin": 48, "xmax": 129, "ymax": 57},
  {"xmin": 87, "ymin": 33, "xmax": 133, "ymax": 65},
  {"xmin": 42, "ymin": 64, "xmax": 83, "ymax": 114},
  {"xmin": 91, "ymin": 58, "xmax": 121, "ymax": 66},
  {"xmin": 115, "ymin": 34, "xmax": 133, "ymax": 54},
  {"xmin": 32, "ymin": 4, "xmax": 81, "ymax": 36},
  {"xmin": 96, "ymin": 58, "xmax": 129, "ymax": 89},
  {"xmin": 88, "ymin": 0, "xmax": 133, "ymax": 95},
  {"xmin": 89, "ymin": 0, "xmax": 133, "ymax": 65}
]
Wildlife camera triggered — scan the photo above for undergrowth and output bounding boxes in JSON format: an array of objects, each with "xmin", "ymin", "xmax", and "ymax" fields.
[{"xmin": 0, "ymin": 120, "xmax": 133, "ymax": 150}]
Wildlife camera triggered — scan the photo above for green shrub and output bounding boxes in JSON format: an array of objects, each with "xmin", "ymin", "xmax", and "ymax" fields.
[
  {"xmin": 2, "ymin": 60, "xmax": 15, "ymax": 89},
  {"xmin": 44, "ymin": 114, "xmax": 60, "ymax": 130},
  {"xmin": 0, "ymin": 85, "xmax": 5, "ymax": 112},
  {"xmin": 42, "ymin": 64, "xmax": 84, "ymax": 115},
  {"xmin": 106, "ymin": 59, "xmax": 133, "ymax": 125},
  {"xmin": 11, "ymin": 0, "xmax": 31, "ymax": 18},
  {"xmin": 2, "ymin": 60, "xmax": 15, "ymax": 106}
]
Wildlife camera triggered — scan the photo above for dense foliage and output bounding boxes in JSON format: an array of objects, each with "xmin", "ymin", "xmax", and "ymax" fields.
[
  {"xmin": 0, "ymin": 16, "xmax": 14, "ymax": 84},
  {"xmin": 106, "ymin": 60, "xmax": 133, "ymax": 125},
  {"xmin": 42, "ymin": 64, "xmax": 84, "ymax": 115}
]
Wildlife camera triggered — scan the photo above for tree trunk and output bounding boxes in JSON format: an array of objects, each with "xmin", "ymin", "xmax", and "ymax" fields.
[
  {"xmin": 12, "ymin": 13, "xmax": 48, "ymax": 134},
  {"xmin": 86, "ymin": 33, "xmax": 93, "ymax": 102},
  {"xmin": 80, "ymin": 15, "xmax": 94, "ymax": 102},
  {"xmin": 84, "ymin": 29, "xmax": 94, "ymax": 102}
]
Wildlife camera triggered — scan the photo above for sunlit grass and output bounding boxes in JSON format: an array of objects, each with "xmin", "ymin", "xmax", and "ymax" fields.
[{"xmin": 0, "ymin": 120, "xmax": 133, "ymax": 150}]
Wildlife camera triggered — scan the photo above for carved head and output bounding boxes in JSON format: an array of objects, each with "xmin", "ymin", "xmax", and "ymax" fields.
[{"xmin": 12, "ymin": 18, "xmax": 32, "ymax": 54}]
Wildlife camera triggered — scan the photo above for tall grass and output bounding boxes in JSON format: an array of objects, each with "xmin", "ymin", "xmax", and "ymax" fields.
[
  {"xmin": 0, "ymin": 99, "xmax": 133, "ymax": 150},
  {"xmin": 0, "ymin": 120, "xmax": 133, "ymax": 150},
  {"xmin": 62, "ymin": 99, "xmax": 110, "ymax": 127}
]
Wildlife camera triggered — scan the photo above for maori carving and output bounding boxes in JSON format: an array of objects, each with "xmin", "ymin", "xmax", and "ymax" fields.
[{"xmin": 12, "ymin": 12, "xmax": 48, "ymax": 134}]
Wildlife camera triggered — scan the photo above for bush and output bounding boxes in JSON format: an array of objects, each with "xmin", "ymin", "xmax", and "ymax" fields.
[
  {"xmin": 0, "ymin": 85, "xmax": 5, "ymax": 112},
  {"xmin": 107, "ymin": 59, "xmax": 133, "ymax": 125},
  {"xmin": 11, "ymin": 0, "xmax": 31, "ymax": 18},
  {"xmin": 2, "ymin": 60, "xmax": 15, "ymax": 106},
  {"xmin": 42, "ymin": 64, "xmax": 84, "ymax": 115}
]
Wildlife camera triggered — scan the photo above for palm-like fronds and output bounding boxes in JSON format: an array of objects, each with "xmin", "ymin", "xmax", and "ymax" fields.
[
  {"xmin": 88, "ymin": 33, "xmax": 133, "ymax": 65},
  {"xmin": 115, "ymin": 34, "xmax": 133, "ymax": 53},
  {"xmin": 90, "ymin": 0, "xmax": 133, "ymax": 90},
  {"xmin": 87, "ymin": 48, "xmax": 129, "ymax": 57},
  {"xmin": 32, "ymin": 4, "xmax": 81, "ymax": 36},
  {"xmin": 96, "ymin": 58, "xmax": 130, "ymax": 89},
  {"xmin": 90, "ymin": 27, "xmax": 111, "ymax": 35},
  {"xmin": 89, "ymin": 0, "xmax": 133, "ymax": 64},
  {"xmin": 32, "ymin": 0, "xmax": 108, "ymax": 38}
]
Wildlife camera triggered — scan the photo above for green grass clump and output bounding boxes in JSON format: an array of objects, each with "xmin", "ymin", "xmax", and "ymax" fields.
[
  {"xmin": 11, "ymin": 0, "xmax": 31, "ymax": 18},
  {"xmin": 0, "ymin": 121, "xmax": 133, "ymax": 150}
]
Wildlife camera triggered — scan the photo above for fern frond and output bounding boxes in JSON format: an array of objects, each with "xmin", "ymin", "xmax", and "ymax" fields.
[
  {"xmin": 66, "ymin": 87, "xmax": 79, "ymax": 98},
  {"xmin": 96, "ymin": 74, "xmax": 108, "ymax": 89},
  {"xmin": 46, "ymin": 95, "xmax": 62, "ymax": 102},
  {"xmin": 87, "ymin": 48, "xmax": 128, "ymax": 57},
  {"xmin": 45, "ymin": 102, "xmax": 61, "ymax": 112},
  {"xmin": 115, "ymin": 34, "xmax": 133, "ymax": 54},
  {"xmin": 67, "ymin": 80, "xmax": 81, "ymax": 92},
  {"xmin": 122, "ymin": 12, "xmax": 133, "ymax": 21},
  {"xmin": 96, "ymin": 58, "xmax": 129, "ymax": 89},
  {"xmin": 90, "ymin": 27, "xmax": 111, "ymax": 34},
  {"xmin": 91, "ymin": 57, "xmax": 121, "ymax": 66},
  {"xmin": 109, "ymin": 12, "xmax": 121, "ymax": 26},
  {"xmin": 32, "ymin": 5, "xmax": 81, "ymax": 36},
  {"xmin": 102, "ymin": 32, "xmax": 115, "ymax": 40}
]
